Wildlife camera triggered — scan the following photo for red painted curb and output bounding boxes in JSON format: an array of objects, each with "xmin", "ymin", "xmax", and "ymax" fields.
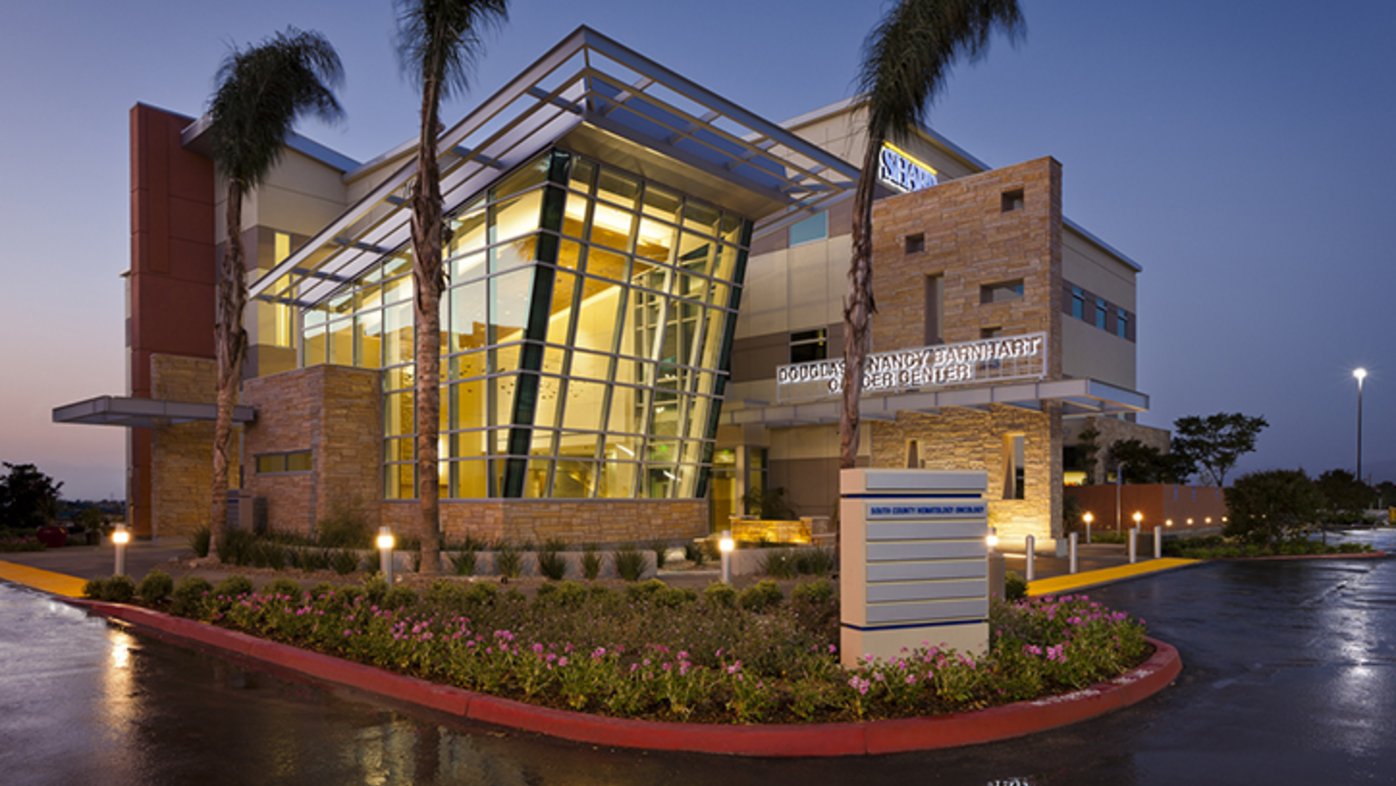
[{"xmin": 72, "ymin": 599, "xmax": 1180, "ymax": 757}]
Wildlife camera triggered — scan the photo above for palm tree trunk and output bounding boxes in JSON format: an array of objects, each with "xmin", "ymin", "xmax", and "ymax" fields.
[
  {"xmin": 839, "ymin": 138, "xmax": 883, "ymax": 470},
  {"xmin": 411, "ymin": 77, "xmax": 445, "ymax": 577},
  {"xmin": 210, "ymin": 181, "xmax": 248, "ymax": 559}
]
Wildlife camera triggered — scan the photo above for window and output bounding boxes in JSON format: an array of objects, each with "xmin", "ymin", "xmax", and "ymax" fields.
[
  {"xmin": 789, "ymin": 328, "xmax": 828, "ymax": 363},
  {"xmin": 1095, "ymin": 298, "xmax": 1108, "ymax": 329},
  {"xmin": 255, "ymin": 450, "xmax": 312, "ymax": 474},
  {"xmin": 788, "ymin": 211, "xmax": 828, "ymax": 246},
  {"xmin": 981, "ymin": 326, "xmax": 1004, "ymax": 339},
  {"xmin": 981, "ymin": 279, "xmax": 1025, "ymax": 304},
  {"xmin": 1071, "ymin": 286, "xmax": 1085, "ymax": 320},
  {"xmin": 1116, "ymin": 308, "xmax": 1129, "ymax": 339},
  {"xmin": 924, "ymin": 275, "xmax": 943, "ymax": 345},
  {"xmin": 905, "ymin": 233, "xmax": 925, "ymax": 254},
  {"xmin": 1001, "ymin": 189, "xmax": 1025, "ymax": 212},
  {"xmin": 1003, "ymin": 435, "xmax": 1025, "ymax": 500}
]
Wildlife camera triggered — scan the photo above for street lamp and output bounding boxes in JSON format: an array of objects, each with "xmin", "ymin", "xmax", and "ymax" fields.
[
  {"xmin": 376, "ymin": 527, "xmax": 396, "ymax": 585},
  {"xmin": 718, "ymin": 530, "xmax": 735, "ymax": 585},
  {"xmin": 111, "ymin": 524, "xmax": 130, "ymax": 576},
  {"xmin": 1353, "ymin": 368, "xmax": 1368, "ymax": 482}
]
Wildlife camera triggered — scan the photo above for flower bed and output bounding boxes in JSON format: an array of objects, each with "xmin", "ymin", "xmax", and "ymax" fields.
[{"xmin": 86, "ymin": 574, "xmax": 1149, "ymax": 725}]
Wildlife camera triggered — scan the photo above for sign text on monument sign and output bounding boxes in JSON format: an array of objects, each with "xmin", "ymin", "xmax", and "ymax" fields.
[{"xmin": 775, "ymin": 332, "xmax": 1047, "ymax": 403}]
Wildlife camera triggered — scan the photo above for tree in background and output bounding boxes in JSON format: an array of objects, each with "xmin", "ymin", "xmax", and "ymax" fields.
[
  {"xmin": 1107, "ymin": 438, "xmax": 1192, "ymax": 484},
  {"xmin": 1315, "ymin": 469, "xmax": 1374, "ymax": 522},
  {"xmin": 840, "ymin": 0, "xmax": 1024, "ymax": 470},
  {"xmin": 0, "ymin": 463, "xmax": 63, "ymax": 529},
  {"xmin": 1171, "ymin": 412, "xmax": 1268, "ymax": 487},
  {"xmin": 1075, "ymin": 424, "xmax": 1101, "ymax": 482},
  {"xmin": 395, "ymin": 0, "xmax": 509, "ymax": 575},
  {"xmin": 1224, "ymin": 469, "xmax": 1324, "ymax": 545},
  {"xmin": 206, "ymin": 29, "xmax": 344, "ymax": 557}
]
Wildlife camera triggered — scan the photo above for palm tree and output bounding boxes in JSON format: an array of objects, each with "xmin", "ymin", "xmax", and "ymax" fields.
[
  {"xmin": 395, "ymin": 0, "xmax": 508, "ymax": 575},
  {"xmin": 840, "ymin": 0, "xmax": 1024, "ymax": 469},
  {"xmin": 206, "ymin": 29, "xmax": 344, "ymax": 557}
]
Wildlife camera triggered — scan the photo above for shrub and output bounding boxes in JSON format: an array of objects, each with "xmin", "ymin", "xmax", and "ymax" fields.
[
  {"xmin": 761, "ymin": 549, "xmax": 799, "ymax": 579},
  {"xmin": 136, "ymin": 571, "xmax": 175, "ymax": 604},
  {"xmin": 495, "ymin": 545, "xmax": 522, "ymax": 579},
  {"xmin": 329, "ymin": 549, "xmax": 361, "ymax": 575},
  {"xmin": 450, "ymin": 549, "xmax": 477, "ymax": 576},
  {"xmin": 795, "ymin": 548, "xmax": 836, "ymax": 576},
  {"xmin": 316, "ymin": 502, "xmax": 371, "ymax": 549},
  {"xmin": 462, "ymin": 581, "xmax": 500, "ymax": 606},
  {"xmin": 383, "ymin": 586, "xmax": 418, "ymax": 609},
  {"xmin": 262, "ymin": 577, "xmax": 302, "ymax": 599},
  {"xmin": 537, "ymin": 580, "xmax": 588, "ymax": 608},
  {"xmin": 581, "ymin": 546, "xmax": 602, "ymax": 580},
  {"xmin": 1226, "ymin": 469, "xmax": 1325, "ymax": 545},
  {"xmin": 684, "ymin": 541, "xmax": 706, "ymax": 567},
  {"xmin": 739, "ymin": 579, "xmax": 784, "ymax": 613},
  {"xmin": 170, "ymin": 577, "xmax": 212, "ymax": 617},
  {"xmin": 625, "ymin": 578, "xmax": 668, "ymax": 602},
  {"xmin": 307, "ymin": 582, "xmax": 335, "ymax": 600},
  {"xmin": 791, "ymin": 578, "xmax": 833, "ymax": 606},
  {"xmin": 93, "ymin": 575, "xmax": 136, "ymax": 603},
  {"xmin": 361, "ymin": 574, "xmax": 389, "ymax": 604},
  {"xmin": 704, "ymin": 581, "xmax": 737, "ymax": 608},
  {"xmin": 81, "ymin": 577, "xmax": 107, "ymax": 600},
  {"xmin": 613, "ymin": 547, "xmax": 646, "ymax": 581},
  {"xmin": 216, "ymin": 529, "xmax": 257, "ymax": 565},
  {"xmin": 537, "ymin": 539, "xmax": 568, "ymax": 581},
  {"xmin": 188, "ymin": 526, "xmax": 211, "ymax": 558},
  {"xmin": 214, "ymin": 575, "xmax": 254, "ymax": 598},
  {"xmin": 652, "ymin": 542, "xmax": 668, "ymax": 569},
  {"xmin": 1005, "ymin": 571, "xmax": 1028, "ymax": 601}
]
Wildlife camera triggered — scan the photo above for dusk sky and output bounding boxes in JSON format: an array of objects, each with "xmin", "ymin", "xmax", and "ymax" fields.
[{"xmin": 1, "ymin": 0, "xmax": 1391, "ymax": 499}]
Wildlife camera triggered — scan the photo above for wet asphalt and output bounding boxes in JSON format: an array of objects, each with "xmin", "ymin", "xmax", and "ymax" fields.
[{"xmin": 1, "ymin": 530, "xmax": 1393, "ymax": 786}]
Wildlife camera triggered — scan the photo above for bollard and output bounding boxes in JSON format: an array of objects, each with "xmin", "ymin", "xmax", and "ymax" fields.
[
  {"xmin": 1128, "ymin": 527, "xmax": 1138, "ymax": 564},
  {"xmin": 1068, "ymin": 532, "xmax": 1079, "ymax": 574},
  {"xmin": 719, "ymin": 530, "xmax": 735, "ymax": 585},
  {"xmin": 1086, "ymin": 519, "xmax": 1092, "ymax": 545},
  {"xmin": 1025, "ymin": 534, "xmax": 1036, "ymax": 582},
  {"xmin": 112, "ymin": 524, "xmax": 130, "ymax": 576},
  {"xmin": 1154, "ymin": 526, "xmax": 1162, "ymax": 560},
  {"xmin": 376, "ymin": 527, "xmax": 395, "ymax": 585}
]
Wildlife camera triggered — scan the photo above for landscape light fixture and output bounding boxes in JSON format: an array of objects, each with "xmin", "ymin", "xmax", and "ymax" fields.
[
  {"xmin": 1353, "ymin": 367, "xmax": 1368, "ymax": 482},
  {"xmin": 986, "ymin": 528, "xmax": 999, "ymax": 551},
  {"xmin": 1132, "ymin": 511, "xmax": 1144, "ymax": 526},
  {"xmin": 718, "ymin": 530, "xmax": 735, "ymax": 585},
  {"xmin": 111, "ymin": 523, "xmax": 130, "ymax": 576},
  {"xmin": 376, "ymin": 527, "xmax": 396, "ymax": 585}
]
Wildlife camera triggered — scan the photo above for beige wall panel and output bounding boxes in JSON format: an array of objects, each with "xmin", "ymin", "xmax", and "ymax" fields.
[
  {"xmin": 735, "ymin": 252, "xmax": 790, "ymax": 338},
  {"xmin": 1063, "ymin": 229, "xmax": 1136, "ymax": 308},
  {"xmin": 1061, "ymin": 318, "xmax": 1136, "ymax": 389}
]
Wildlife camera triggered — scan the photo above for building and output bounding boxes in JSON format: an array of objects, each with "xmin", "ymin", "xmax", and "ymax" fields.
[{"xmin": 54, "ymin": 27, "xmax": 1158, "ymax": 552}]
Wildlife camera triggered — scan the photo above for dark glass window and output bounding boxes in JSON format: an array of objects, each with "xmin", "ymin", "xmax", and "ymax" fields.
[
  {"xmin": 1116, "ymin": 308, "xmax": 1129, "ymax": 339},
  {"xmin": 1095, "ymin": 298, "xmax": 1108, "ymax": 329},
  {"xmin": 1071, "ymin": 286, "xmax": 1085, "ymax": 319},
  {"xmin": 788, "ymin": 211, "xmax": 828, "ymax": 246},
  {"xmin": 790, "ymin": 328, "xmax": 828, "ymax": 363},
  {"xmin": 981, "ymin": 279, "xmax": 1025, "ymax": 304}
]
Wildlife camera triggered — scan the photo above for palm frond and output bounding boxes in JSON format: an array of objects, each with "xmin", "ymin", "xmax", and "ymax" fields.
[
  {"xmin": 394, "ymin": 0, "xmax": 509, "ymax": 99},
  {"xmin": 858, "ymin": 0, "xmax": 1024, "ymax": 142},
  {"xmin": 208, "ymin": 27, "xmax": 345, "ymax": 188}
]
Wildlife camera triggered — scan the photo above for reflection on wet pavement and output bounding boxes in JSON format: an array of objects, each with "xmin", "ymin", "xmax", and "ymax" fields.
[{"xmin": 1, "ymin": 530, "xmax": 1393, "ymax": 785}]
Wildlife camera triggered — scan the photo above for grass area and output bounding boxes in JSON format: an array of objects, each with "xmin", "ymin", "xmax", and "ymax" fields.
[
  {"xmin": 85, "ymin": 572, "xmax": 1150, "ymax": 724},
  {"xmin": 1162, "ymin": 535, "xmax": 1373, "ymax": 559}
]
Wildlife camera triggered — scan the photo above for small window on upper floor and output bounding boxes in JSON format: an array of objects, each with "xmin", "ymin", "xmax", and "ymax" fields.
[
  {"xmin": 981, "ymin": 279, "xmax": 1025, "ymax": 304},
  {"xmin": 1095, "ymin": 298, "xmax": 1109, "ymax": 330},
  {"xmin": 905, "ymin": 233, "xmax": 925, "ymax": 254},
  {"xmin": 1071, "ymin": 286, "xmax": 1086, "ymax": 320},
  {"xmin": 788, "ymin": 211, "xmax": 828, "ymax": 247},
  {"xmin": 789, "ymin": 328, "xmax": 828, "ymax": 364},
  {"xmin": 1116, "ymin": 308, "xmax": 1129, "ymax": 339},
  {"xmin": 1001, "ymin": 189, "xmax": 1025, "ymax": 212},
  {"xmin": 981, "ymin": 326, "xmax": 1005, "ymax": 339}
]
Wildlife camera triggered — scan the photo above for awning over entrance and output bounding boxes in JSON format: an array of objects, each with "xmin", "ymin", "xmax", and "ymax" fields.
[
  {"xmin": 721, "ymin": 378, "xmax": 1148, "ymax": 428},
  {"xmin": 52, "ymin": 396, "xmax": 256, "ymax": 428}
]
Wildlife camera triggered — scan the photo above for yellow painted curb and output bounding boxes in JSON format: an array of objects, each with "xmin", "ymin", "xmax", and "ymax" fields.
[
  {"xmin": 1028, "ymin": 558, "xmax": 1201, "ymax": 597},
  {"xmin": 0, "ymin": 560, "xmax": 88, "ymax": 598}
]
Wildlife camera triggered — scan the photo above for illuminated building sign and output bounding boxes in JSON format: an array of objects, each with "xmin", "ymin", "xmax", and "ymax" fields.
[
  {"xmin": 877, "ymin": 143, "xmax": 938, "ymax": 193},
  {"xmin": 775, "ymin": 332, "xmax": 1047, "ymax": 402}
]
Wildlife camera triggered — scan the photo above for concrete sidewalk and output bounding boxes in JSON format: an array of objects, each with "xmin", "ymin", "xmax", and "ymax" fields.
[{"xmin": 1, "ymin": 542, "xmax": 191, "ymax": 582}]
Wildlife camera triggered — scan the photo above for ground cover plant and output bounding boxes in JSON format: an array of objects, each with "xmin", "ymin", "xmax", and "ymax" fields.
[
  {"xmin": 1163, "ymin": 535, "xmax": 1373, "ymax": 560},
  {"xmin": 115, "ymin": 573, "xmax": 1151, "ymax": 725}
]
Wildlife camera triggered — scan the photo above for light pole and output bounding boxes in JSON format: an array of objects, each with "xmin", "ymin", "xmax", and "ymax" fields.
[{"xmin": 1353, "ymin": 368, "xmax": 1367, "ymax": 482}]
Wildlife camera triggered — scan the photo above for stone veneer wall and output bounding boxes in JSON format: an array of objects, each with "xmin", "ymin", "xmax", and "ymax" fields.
[
  {"xmin": 149, "ymin": 354, "xmax": 226, "ymax": 538},
  {"xmin": 866, "ymin": 157, "xmax": 1065, "ymax": 551},
  {"xmin": 240, "ymin": 364, "xmax": 381, "ymax": 536},
  {"xmin": 380, "ymin": 499, "xmax": 709, "ymax": 546}
]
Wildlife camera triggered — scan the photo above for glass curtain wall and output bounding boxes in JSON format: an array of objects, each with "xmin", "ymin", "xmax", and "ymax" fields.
[{"xmin": 299, "ymin": 148, "xmax": 751, "ymax": 500}]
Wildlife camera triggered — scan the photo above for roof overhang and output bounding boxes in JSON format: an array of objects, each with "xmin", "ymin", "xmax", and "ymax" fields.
[
  {"xmin": 246, "ymin": 25, "xmax": 859, "ymax": 310},
  {"xmin": 722, "ymin": 378, "xmax": 1148, "ymax": 428},
  {"xmin": 52, "ymin": 396, "xmax": 256, "ymax": 428}
]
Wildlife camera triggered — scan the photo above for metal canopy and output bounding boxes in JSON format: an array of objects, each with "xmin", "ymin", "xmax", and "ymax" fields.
[
  {"xmin": 52, "ymin": 396, "xmax": 256, "ymax": 428},
  {"xmin": 721, "ymin": 378, "xmax": 1149, "ymax": 428},
  {"xmin": 246, "ymin": 25, "xmax": 860, "ymax": 310}
]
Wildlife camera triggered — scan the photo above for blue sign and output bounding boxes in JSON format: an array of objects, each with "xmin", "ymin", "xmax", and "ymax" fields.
[{"xmin": 877, "ymin": 144, "xmax": 938, "ymax": 193}]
